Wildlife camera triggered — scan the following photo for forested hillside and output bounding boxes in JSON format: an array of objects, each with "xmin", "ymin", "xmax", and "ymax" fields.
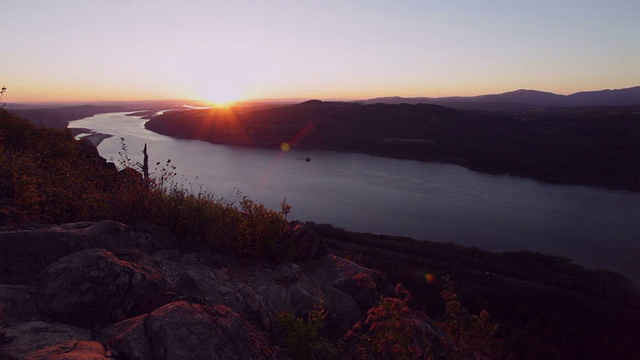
[{"xmin": 146, "ymin": 101, "xmax": 640, "ymax": 190}]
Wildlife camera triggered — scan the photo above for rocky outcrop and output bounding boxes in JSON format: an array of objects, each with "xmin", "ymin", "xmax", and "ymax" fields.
[
  {"xmin": 0, "ymin": 285, "xmax": 38, "ymax": 325},
  {"xmin": 100, "ymin": 301, "xmax": 274, "ymax": 360},
  {"xmin": 0, "ymin": 321, "xmax": 110, "ymax": 359},
  {"xmin": 288, "ymin": 224, "xmax": 329, "ymax": 261},
  {"xmin": 37, "ymin": 248, "xmax": 166, "ymax": 328},
  {"xmin": 0, "ymin": 220, "xmax": 392, "ymax": 359},
  {"xmin": 0, "ymin": 220, "xmax": 174, "ymax": 284},
  {"xmin": 308, "ymin": 254, "xmax": 392, "ymax": 310}
]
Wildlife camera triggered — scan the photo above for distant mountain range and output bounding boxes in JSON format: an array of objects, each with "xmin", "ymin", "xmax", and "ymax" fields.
[{"xmin": 360, "ymin": 86, "xmax": 640, "ymax": 111}]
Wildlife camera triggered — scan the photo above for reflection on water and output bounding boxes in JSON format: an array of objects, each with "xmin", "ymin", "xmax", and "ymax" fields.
[{"xmin": 70, "ymin": 112, "xmax": 640, "ymax": 283}]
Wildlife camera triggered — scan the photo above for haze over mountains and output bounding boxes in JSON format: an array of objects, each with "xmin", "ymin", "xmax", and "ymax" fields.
[{"xmin": 361, "ymin": 86, "xmax": 640, "ymax": 111}]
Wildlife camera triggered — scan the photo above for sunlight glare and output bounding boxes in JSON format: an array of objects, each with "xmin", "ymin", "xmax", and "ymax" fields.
[
  {"xmin": 203, "ymin": 91, "xmax": 240, "ymax": 107},
  {"xmin": 196, "ymin": 82, "xmax": 245, "ymax": 108}
]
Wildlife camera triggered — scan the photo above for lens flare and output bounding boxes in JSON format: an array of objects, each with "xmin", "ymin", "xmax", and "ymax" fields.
[
  {"xmin": 425, "ymin": 273, "xmax": 437, "ymax": 283},
  {"xmin": 280, "ymin": 142, "xmax": 290, "ymax": 152}
]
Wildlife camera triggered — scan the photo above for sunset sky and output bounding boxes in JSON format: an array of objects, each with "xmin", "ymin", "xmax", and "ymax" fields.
[{"xmin": 2, "ymin": 0, "xmax": 639, "ymax": 103}]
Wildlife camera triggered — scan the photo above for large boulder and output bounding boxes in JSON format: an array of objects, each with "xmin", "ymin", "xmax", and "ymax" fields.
[
  {"xmin": 37, "ymin": 248, "xmax": 166, "ymax": 328},
  {"xmin": 62, "ymin": 220, "xmax": 170, "ymax": 254},
  {"xmin": 100, "ymin": 301, "xmax": 275, "ymax": 360},
  {"xmin": 147, "ymin": 252, "xmax": 273, "ymax": 330},
  {"xmin": 0, "ymin": 284, "xmax": 38, "ymax": 325},
  {"xmin": 321, "ymin": 286, "xmax": 365, "ymax": 339},
  {"xmin": 0, "ymin": 220, "xmax": 175, "ymax": 284},
  {"xmin": 145, "ymin": 251, "xmax": 363, "ymax": 338},
  {"xmin": 131, "ymin": 220, "xmax": 178, "ymax": 251},
  {"xmin": 273, "ymin": 262, "xmax": 301, "ymax": 283},
  {"xmin": 0, "ymin": 321, "xmax": 109, "ymax": 359},
  {"xmin": 0, "ymin": 226, "xmax": 80, "ymax": 284},
  {"xmin": 264, "ymin": 275, "xmax": 362, "ymax": 340},
  {"xmin": 288, "ymin": 224, "xmax": 329, "ymax": 261},
  {"xmin": 308, "ymin": 254, "xmax": 392, "ymax": 311}
]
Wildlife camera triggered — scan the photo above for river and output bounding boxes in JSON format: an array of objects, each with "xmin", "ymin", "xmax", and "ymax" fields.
[{"xmin": 69, "ymin": 112, "xmax": 640, "ymax": 283}]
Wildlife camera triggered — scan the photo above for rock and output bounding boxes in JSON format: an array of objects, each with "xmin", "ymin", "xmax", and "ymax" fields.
[
  {"xmin": 78, "ymin": 220, "xmax": 156, "ymax": 254},
  {"xmin": 0, "ymin": 321, "xmax": 109, "ymax": 359},
  {"xmin": 0, "ymin": 284, "xmax": 38, "ymax": 325},
  {"xmin": 0, "ymin": 220, "xmax": 174, "ymax": 284},
  {"xmin": 0, "ymin": 218, "xmax": 404, "ymax": 357},
  {"xmin": 273, "ymin": 262, "xmax": 301, "ymax": 283},
  {"xmin": 143, "ymin": 252, "xmax": 275, "ymax": 330},
  {"xmin": 268, "ymin": 275, "xmax": 321, "ymax": 315},
  {"xmin": 174, "ymin": 254, "xmax": 228, "ymax": 300},
  {"xmin": 37, "ymin": 248, "xmax": 166, "ymax": 328},
  {"xmin": 131, "ymin": 220, "xmax": 178, "ymax": 250},
  {"xmin": 98, "ymin": 314, "xmax": 152, "ymax": 360},
  {"xmin": 100, "ymin": 301, "xmax": 275, "ymax": 360},
  {"xmin": 212, "ymin": 268, "xmax": 230, "ymax": 281},
  {"xmin": 153, "ymin": 250, "xmax": 180, "ymax": 263},
  {"xmin": 322, "ymin": 286, "xmax": 364, "ymax": 340},
  {"xmin": 0, "ymin": 227, "xmax": 81, "ymax": 284},
  {"xmin": 288, "ymin": 224, "xmax": 329, "ymax": 261},
  {"xmin": 308, "ymin": 254, "xmax": 392, "ymax": 311},
  {"xmin": 261, "ymin": 273, "xmax": 361, "ymax": 338},
  {"xmin": 236, "ymin": 284, "xmax": 272, "ymax": 330}
]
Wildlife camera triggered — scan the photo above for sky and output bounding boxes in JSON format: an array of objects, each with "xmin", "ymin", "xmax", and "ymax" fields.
[{"xmin": 1, "ymin": 0, "xmax": 639, "ymax": 103}]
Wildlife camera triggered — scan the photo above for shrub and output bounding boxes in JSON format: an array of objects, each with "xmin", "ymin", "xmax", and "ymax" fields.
[
  {"xmin": 0, "ymin": 109, "xmax": 298, "ymax": 262},
  {"xmin": 345, "ymin": 284, "xmax": 428, "ymax": 360},
  {"xmin": 276, "ymin": 299, "xmax": 339, "ymax": 360},
  {"xmin": 235, "ymin": 197, "xmax": 294, "ymax": 261},
  {"xmin": 437, "ymin": 276, "xmax": 513, "ymax": 360},
  {"xmin": 0, "ymin": 110, "xmax": 114, "ymax": 222},
  {"xmin": 344, "ymin": 280, "xmax": 512, "ymax": 360}
]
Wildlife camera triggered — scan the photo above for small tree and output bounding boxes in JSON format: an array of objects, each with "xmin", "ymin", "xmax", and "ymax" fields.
[
  {"xmin": 345, "ymin": 284, "xmax": 427, "ymax": 359},
  {"xmin": 276, "ymin": 299, "xmax": 339, "ymax": 360},
  {"xmin": 438, "ymin": 276, "xmax": 513, "ymax": 359}
]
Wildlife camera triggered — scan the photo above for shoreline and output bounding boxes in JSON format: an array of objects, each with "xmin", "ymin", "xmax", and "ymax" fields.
[
  {"xmin": 312, "ymin": 222, "xmax": 640, "ymax": 292},
  {"xmin": 69, "ymin": 127, "xmax": 113, "ymax": 147}
]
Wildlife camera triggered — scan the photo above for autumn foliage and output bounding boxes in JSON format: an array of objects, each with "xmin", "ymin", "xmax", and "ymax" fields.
[
  {"xmin": 344, "ymin": 283, "xmax": 427, "ymax": 359},
  {"xmin": 0, "ymin": 109, "xmax": 294, "ymax": 262},
  {"xmin": 341, "ymin": 279, "xmax": 512, "ymax": 359}
]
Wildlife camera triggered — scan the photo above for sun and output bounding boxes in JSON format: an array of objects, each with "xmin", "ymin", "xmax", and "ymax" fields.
[
  {"xmin": 205, "ymin": 94, "xmax": 239, "ymax": 108},
  {"xmin": 198, "ymin": 85, "xmax": 244, "ymax": 108}
]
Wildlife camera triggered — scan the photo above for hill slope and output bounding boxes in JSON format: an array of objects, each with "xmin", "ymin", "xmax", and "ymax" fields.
[{"xmin": 145, "ymin": 101, "xmax": 640, "ymax": 190}]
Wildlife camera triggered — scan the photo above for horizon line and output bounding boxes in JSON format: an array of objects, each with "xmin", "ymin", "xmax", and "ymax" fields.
[{"xmin": 4, "ymin": 84, "xmax": 639, "ymax": 105}]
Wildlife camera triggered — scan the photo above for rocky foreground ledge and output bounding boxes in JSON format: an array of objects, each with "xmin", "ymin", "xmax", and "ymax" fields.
[{"xmin": 0, "ymin": 220, "xmax": 415, "ymax": 359}]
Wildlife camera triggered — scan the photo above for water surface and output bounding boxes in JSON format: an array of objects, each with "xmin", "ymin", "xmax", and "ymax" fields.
[{"xmin": 70, "ymin": 112, "xmax": 640, "ymax": 283}]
